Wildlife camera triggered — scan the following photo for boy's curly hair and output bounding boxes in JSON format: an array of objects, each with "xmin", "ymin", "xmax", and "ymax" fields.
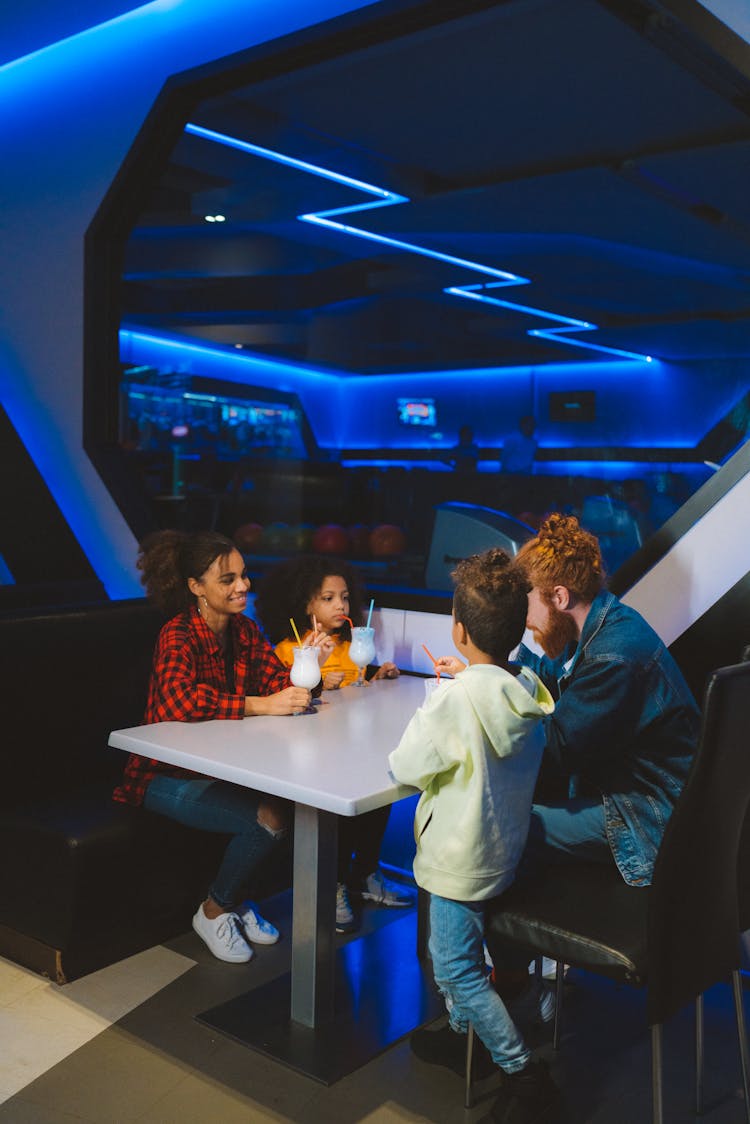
[
  {"xmin": 452, "ymin": 547, "xmax": 529, "ymax": 663},
  {"xmin": 254, "ymin": 554, "xmax": 365, "ymax": 644},
  {"xmin": 515, "ymin": 513, "xmax": 605, "ymax": 601}
]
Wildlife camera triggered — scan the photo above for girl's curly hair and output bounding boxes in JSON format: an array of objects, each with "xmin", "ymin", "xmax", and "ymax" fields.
[
  {"xmin": 136, "ymin": 529, "xmax": 238, "ymax": 617},
  {"xmin": 515, "ymin": 513, "xmax": 605, "ymax": 601},
  {"xmin": 254, "ymin": 555, "xmax": 365, "ymax": 644},
  {"xmin": 451, "ymin": 547, "xmax": 530, "ymax": 663}
]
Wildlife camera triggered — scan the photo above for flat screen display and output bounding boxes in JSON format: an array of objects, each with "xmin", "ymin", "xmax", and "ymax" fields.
[
  {"xmin": 397, "ymin": 397, "xmax": 437, "ymax": 427},
  {"xmin": 548, "ymin": 390, "xmax": 596, "ymax": 423}
]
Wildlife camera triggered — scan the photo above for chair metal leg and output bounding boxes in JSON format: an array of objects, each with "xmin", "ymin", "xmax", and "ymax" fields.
[
  {"xmin": 553, "ymin": 959, "xmax": 565, "ymax": 1051},
  {"xmin": 695, "ymin": 993, "xmax": 704, "ymax": 1115},
  {"xmin": 732, "ymin": 969, "xmax": 750, "ymax": 1124},
  {"xmin": 465, "ymin": 1023, "xmax": 475, "ymax": 1109},
  {"xmin": 652, "ymin": 1023, "xmax": 664, "ymax": 1124}
]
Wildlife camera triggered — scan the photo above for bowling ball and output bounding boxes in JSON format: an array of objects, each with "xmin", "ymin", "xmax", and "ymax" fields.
[
  {"xmin": 262, "ymin": 522, "xmax": 291, "ymax": 553},
  {"xmin": 312, "ymin": 524, "xmax": 350, "ymax": 555},
  {"xmin": 347, "ymin": 524, "xmax": 371, "ymax": 557},
  {"xmin": 289, "ymin": 522, "xmax": 315, "ymax": 552},
  {"xmin": 369, "ymin": 524, "xmax": 406, "ymax": 557},
  {"xmin": 233, "ymin": 522, "xmax": 263, "ymax": 553}
]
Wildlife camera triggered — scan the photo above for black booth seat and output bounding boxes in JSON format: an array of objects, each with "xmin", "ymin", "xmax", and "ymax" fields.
[{"xmin": 0, "ymin": 599, "xmax": 233, "ymax": 983}]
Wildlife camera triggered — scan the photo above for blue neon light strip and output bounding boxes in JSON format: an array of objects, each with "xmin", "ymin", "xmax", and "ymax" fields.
[
  {"xmin": 447, "ymin": 287, "xmax": 652, "ymax": 363},
  {"xmin": 185, "ymin": 122, "xmax": 652, "ymax": 363},
  {"xmin": 0, "ymin": 1, "xmax": 178, "ymax": 74}
]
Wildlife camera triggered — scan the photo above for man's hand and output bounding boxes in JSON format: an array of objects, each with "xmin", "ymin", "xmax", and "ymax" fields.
[{"xmin": 372, "ymin": 662, "xmax": 400, "ymax": 680}]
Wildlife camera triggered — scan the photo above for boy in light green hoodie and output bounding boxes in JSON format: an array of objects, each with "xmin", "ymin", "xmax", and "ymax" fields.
[{"xmin": 389, "ymin": 549, "xmax": 560, "ymax": 1124}]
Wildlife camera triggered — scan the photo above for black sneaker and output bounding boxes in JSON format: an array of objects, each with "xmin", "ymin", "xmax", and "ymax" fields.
[
  {"xmin": 481, "ymin": 1059, "xmax": 562, "ymax": 1123},
  {"xmin": 410, "ymin": 1022, "xmax": 495, "ymax": 1079}
]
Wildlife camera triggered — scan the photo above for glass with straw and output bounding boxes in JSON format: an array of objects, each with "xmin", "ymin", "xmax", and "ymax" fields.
[
  {"xmin": 288, "ymin": 617, "xmax": 320, "ymax": 707},
  {"xmin": 422, "ymin": 643, "xmax": 444, "ymax": 702},
  {"xmin": 347, "ymin": 599, "xmax": 376, "ymax": 687}
]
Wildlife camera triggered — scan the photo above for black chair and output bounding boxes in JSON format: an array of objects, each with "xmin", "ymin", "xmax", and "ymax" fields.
[{"xmin": 468, "ymin": 662, "xmax": 750, "ymax": 1123}]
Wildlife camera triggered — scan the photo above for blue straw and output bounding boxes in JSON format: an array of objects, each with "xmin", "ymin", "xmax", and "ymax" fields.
[{"xmin": 366, "ymin": 599, "xmax": 374, "ymax": 629}]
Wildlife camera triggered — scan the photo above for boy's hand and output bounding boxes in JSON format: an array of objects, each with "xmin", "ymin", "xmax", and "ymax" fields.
[
  {"xmin": 372, "ymin": 661, "xmax": 400, "ymax": 680},
  {"xmin": 323, "ymin": 671, "xmax": 346, "ymax": 690},
  {"xmin": 434, "ymin": 656, "xmax": 466, "ymax": 677}
]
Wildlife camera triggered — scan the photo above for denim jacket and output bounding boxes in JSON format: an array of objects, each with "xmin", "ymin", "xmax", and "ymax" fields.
[{"xmin": 518, "ymin": 590, "xmax": 700, "ymax": 886}]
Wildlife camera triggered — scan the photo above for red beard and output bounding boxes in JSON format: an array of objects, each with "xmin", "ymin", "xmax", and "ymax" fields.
[{"xmin": 532, "ymin": 602, "xmax": 579, "ymax": 660}]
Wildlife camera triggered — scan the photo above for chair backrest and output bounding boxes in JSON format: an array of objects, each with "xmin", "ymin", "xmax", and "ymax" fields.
[
  {"xmin": 0, "ymin": 599, "xmax": 162, "ymax": 802},
  {"xmin": 646, "ymin": 662, "xmax": 750, "ymax": 1025}
]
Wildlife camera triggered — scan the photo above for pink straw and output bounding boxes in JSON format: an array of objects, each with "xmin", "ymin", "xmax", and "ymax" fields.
[{"xmin": 422, "ymin": 643, "xmax": 440, "ymax": 681}]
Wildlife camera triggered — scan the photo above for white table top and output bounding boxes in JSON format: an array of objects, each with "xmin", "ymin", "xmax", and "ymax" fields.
[{"xmin": 109, "ymin": 674, "xmax": 426, "ymax": 816}]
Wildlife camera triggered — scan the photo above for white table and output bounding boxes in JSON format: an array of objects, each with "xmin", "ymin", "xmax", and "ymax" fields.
[{"xmin": 109, "ymin": 675, "xmax": 439, "ymax": 1080}]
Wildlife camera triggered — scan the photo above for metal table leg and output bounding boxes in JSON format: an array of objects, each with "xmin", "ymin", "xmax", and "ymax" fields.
[{"xmin": 290, "ymin": 803, "xmax": 337, "ymax": 1027}]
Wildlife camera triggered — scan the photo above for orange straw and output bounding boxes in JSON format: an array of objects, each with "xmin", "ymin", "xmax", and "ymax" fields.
[
  {"xmin": 290, "ymin": 617, "xmax": 303, "ymax": 646},
  {"xmin": 422, "ymin": 643, "xmax": 441, "ymax": 681},
  {"xmin": 343, "ymin": 616, "xmax": 354, "ymax": 629}
]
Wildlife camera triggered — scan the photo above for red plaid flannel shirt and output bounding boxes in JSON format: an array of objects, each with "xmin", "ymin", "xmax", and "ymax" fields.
[{"xmin": 113, "ymin": 607, "xmax": 291, "ymax": 806}]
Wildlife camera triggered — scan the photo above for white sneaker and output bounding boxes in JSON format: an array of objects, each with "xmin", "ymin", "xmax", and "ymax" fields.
[
  {"xmin": 336, "ymin": 882, "xmax": 358, "ymax": 933},
  {"xmin": 529, "ymin": 956, "xmax": 565, "ymax": 981},
  {"xmin": 507, "ymin": 975, "xmax": 556, "ymax": 1028},
  {"xmin": 359, "ymin": 869, "xmax": 414, "ymax": 907},
  {"xmin": 192, "ymin": 906, "xmax": 253, "ymax": 963},
  {"xmin": 239, "ymin": 902, "xmax": 280, "ymax": 945}
]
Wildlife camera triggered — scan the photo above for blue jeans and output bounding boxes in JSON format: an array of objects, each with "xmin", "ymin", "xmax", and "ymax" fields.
[
  {"xmin": 429, "ymin": 894, "xmax": 530, "ymax": 1074},
  {"xmin": 144, "ymin": 775, "xmax": 279, "ymax": 911},
  {"xmin": 524, "ymin": 797, "xmax": 611, "ymax": 868},
  {"xmin": 487, "ymin": 797, "xmax": 611, "ymax": 976}
]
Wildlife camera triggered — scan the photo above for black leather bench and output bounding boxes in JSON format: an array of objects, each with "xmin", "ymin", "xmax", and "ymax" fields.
[{"xmin": 0, "ymin": 599, "xmax": 232, "ymax": 983}]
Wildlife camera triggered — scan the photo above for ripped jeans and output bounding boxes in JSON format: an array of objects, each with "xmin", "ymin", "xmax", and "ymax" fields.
[
  {"xmin": 144, "ymin": 775, "xmax": 283, "ymax": 910},
  {"xmin": 429, "ymin": 893, "xmax": 530, "ymax": 1074}
]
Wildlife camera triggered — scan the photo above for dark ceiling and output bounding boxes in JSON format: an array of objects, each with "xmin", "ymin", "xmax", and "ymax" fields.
[{"xmin": 121, "ymin": 0, "xmax": 750, "ymax": 374}]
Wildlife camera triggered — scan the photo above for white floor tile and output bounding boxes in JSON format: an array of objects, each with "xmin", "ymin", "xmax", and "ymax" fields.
[
  {"xmin": 0, "ymin": 946, "xmax": 194, "ymax": 1104},
  {"xmin": 0, "ymin": 959, "xmax": 48, "ymax": 1008}
]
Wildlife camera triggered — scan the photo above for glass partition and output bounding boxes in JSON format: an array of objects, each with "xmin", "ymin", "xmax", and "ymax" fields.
[{"xmin": 86, "ymin": 0, "xmax": 750, "ymax": 604}]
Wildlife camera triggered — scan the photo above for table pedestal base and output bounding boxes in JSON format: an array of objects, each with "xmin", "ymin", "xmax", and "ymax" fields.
[{"xmin": 196, "ymin": 911, "xmax": 442, "ymax": 1084}]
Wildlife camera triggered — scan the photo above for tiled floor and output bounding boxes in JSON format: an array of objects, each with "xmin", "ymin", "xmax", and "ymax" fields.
[{"xmin": 1, "ymin": 892, "xmax": 749, "ymax": 1123}]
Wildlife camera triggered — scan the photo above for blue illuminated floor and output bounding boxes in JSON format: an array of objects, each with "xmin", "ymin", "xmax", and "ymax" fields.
[{"xmin": 1, "ymin": 889, "xmax": 748, "ymax": 1122}]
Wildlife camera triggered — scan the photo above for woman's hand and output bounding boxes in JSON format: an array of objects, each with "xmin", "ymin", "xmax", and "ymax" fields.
[
  {"xmin": 323, "ymin": 670, "xmax": 346, "ymax": 690},
  {"xmin": 245, "ymin": 686, "xmax": 312, "ymax": 716},
  {"xmin": 372, "ymin": 661, "xmax": 400, "ymax": 681},
  {"xmin": 434, "ymin": 655, "xmax": 466, "ymax": 677}
]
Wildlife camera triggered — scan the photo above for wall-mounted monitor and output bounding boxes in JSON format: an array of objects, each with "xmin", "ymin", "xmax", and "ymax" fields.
[
  {"xmin": 549, "ymin": 390, "xmax": 596, "ymax": 423},
  {"xmin": 397, "ymin": 397, "xmax": 437, "ymax": 427}
]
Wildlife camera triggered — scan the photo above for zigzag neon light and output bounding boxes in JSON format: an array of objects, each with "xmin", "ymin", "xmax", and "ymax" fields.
[{"xmin": 184, "ymin": 123, "xmax": 652, "ymax": 363}]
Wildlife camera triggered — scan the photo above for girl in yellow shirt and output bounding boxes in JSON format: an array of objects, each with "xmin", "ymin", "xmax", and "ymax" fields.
[{"xmin": 255, "ymin": 556, "xmax": 408, "ymax": 931}]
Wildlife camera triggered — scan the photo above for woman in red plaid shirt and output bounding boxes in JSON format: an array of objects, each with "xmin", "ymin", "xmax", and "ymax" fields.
[{"xmin": 113, "ymin": 529, "xmax": 312, "ymax": 963}]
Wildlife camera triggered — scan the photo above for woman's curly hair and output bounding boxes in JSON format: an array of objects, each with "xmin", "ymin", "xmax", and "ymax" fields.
[
  {"xmin": 254, "ymin": 555, "xmax": 365, "ymax": 644},
  {"xmin": 452, "ymin": 547, "xmax": 530, "ymax": 663},
  {"xmin": 515, "ymin": 513, "xmax": 605, "ymax": 601},
  {"xmin": 137, "ymin": 529, "xmax": 237, "ymax": 617}
]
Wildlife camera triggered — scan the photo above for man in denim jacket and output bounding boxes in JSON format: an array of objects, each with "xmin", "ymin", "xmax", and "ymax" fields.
[{"xmin": 489, "ymin": 513, "xmax": 699, "ymax": 1003}]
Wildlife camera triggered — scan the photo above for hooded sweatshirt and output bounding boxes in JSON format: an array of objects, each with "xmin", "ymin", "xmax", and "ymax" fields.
[{"xmin": 388, "ymin": 664, "xmax": 554, "ymax": 902}]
